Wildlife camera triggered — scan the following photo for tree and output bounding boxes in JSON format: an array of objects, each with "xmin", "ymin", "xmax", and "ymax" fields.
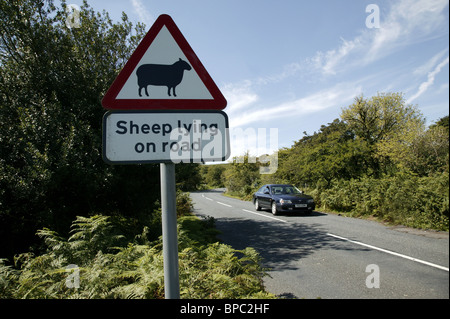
[
  {"xmin": 0, "ymin": 0, "xmax": 158, "ymax": 258},
  {"xmin": 431, "ymin": 115, "xmax": 449, "ymax": 131},
  {"xmin": 175, "ymin": 163, "xmax": 202, "ymax": 191},
  {"xmin": 341, "ymin": 92, "xmax": 426, "ymax": 175},
  {"xmin": 394, "ymin": 121, "xmax": 449, "ymax": 175},
  {"xmin": 201, "ymin": 164, "xmax": 226, "ymax": 188},
  {"xmin": 341, "ymin": 93, "xmax": 424, "ymax": 144},
  {"xmin": 223, "ymin": 152, "xmax": 260, "ymax": 196},
  {"xmin": 275, "ymin": 119, "xmax": 371, "ymax": 187}
]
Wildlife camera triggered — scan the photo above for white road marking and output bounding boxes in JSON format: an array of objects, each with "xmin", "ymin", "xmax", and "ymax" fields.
[
  {"xmin": 216, "ymin": 201, "xmax": 232, "ymax": 207},
  {"xmin": 327, "ymin": 233, "xmax": 449, "ymax": 272},
  {"xmin": 201, "ymin": 194, "xmax": 213, "ymax": 201},
  {"xmin": 242, "ymin": 209, "xmax": 288, "ymax": 223}
]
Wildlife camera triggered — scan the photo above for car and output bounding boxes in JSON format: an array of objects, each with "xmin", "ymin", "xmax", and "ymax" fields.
[{"xmin": 252, "ymin": 184, "xmax": 315, "ymax": 216}]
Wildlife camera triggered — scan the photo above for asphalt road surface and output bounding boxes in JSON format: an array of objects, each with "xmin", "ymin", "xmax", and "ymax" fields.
[{"xmin": 190, "ymin": 190, "xmax": 449, "ymax": 299}]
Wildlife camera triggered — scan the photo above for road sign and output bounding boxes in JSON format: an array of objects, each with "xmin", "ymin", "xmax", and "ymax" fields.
[
  {"xmin": 102, "ymin": 14, "xmax": 227, "ymax": 110},
  {"xmin": 101, "ymin": 14, "xmax": 230, "ymax": 300},
  {"xmin": 102, "ymin": 110, "xmax": 230, "ymax": 164}
]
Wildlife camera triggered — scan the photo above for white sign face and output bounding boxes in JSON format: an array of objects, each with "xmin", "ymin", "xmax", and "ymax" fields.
[
  {"xmin": 101, "ymin": 14, "xmax": 227, "ymax": 110},
  {"xmin": 116, "ymin": 26, "xmax": 213, "ymax": 100},
  {"xmin": 103, "ymin": 111, "xmax": 230, "ymax": 164}
]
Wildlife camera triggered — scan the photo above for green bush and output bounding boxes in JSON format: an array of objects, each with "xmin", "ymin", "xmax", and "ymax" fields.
[
  {"xmin": 0, "ymin": 214, "xmax": 274, "ymax": 299},
  {"xmin": 176, "ymin": 191, "xmax": 194, "ymax": 218},
  {"xmin": 318, "ymin": 173, "xmax": 449, "ymax": 231}
]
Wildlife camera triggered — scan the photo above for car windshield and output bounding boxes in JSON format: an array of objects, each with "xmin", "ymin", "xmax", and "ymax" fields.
[{"xmin": 271, "ymin": 186, "xmax": 301, "ymax": 195}]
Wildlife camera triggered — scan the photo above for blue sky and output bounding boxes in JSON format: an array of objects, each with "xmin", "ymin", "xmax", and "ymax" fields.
[{"xmin": 84, "ymin": 0, "xmax": 449, "ymax": 158}]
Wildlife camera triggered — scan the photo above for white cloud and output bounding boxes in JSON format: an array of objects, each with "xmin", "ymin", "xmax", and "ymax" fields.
[
  {"xmin": 312, "ymin": 0, "xmax": 449, "ymax": 76},
  {"xmin": 219, "ymin": 0, "xmax": 448, "ymax": 155},
  {"xmin": 220, "ymin": 80, "xmax": 362, "ymax": 161},
  {"xmin": 221, "ymin": 80, "xmax": 259, "ymax": 113},
  {"xmin": 272, "ymin": 82, "xmax": 363, "ymax": 116},
  {"xmin": 407, "ymin": 55, "xmax": 449, "ymax": 103},
  {"xmin": 367, "ymin": 0, "xmax": 448, "ymax": 60},
  {"xmin": 413, "ymin": 48, "xmax": 449, "ymax": 76},
  {"xmin": 313, "ymin": 37, "xmax": 362, "ymax": 75},
  {"xmin": 130, "ymin": 0, "xmax": 154, "ymax": 26},
  {"xmin": 226, "ymin": 81, "xmax": 362, "ymax": 128},
  {"xmin": 254, "ymin": 62, "xmax": 304, "ymax": 85}
]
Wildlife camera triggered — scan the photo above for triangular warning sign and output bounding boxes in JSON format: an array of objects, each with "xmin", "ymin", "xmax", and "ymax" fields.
[{"xmin": 102, "ymin": 14, "xmax": 227, "ymax": 110}]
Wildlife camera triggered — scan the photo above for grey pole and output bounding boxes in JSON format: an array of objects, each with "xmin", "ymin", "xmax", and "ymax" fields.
[{"xmin": 160, "ymin": 162, "xmax": 180, "ymax": 299}]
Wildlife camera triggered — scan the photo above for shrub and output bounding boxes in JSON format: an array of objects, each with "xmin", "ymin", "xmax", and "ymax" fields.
[
  {"xmin": 318, "ymin": 174, "xmax": 449, "ymax": 231},
  {"xmin": 176, "ymin": 190, "xmax": 194, "ymax": 217},
  {"xmin": 0, "ymin": 214, "xmax": 274, "ymax": 299}
]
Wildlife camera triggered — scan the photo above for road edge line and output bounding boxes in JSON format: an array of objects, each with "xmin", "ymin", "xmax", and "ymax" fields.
[
  {"xmin": 242, "ymin": 209, "xmax": 288, "ymax": 223},
  {"xmin": 327, "ymin": 233, "xmax": 449, "ymax": 272}
]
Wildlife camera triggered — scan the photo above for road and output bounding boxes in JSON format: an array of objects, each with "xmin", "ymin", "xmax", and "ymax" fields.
[{"xmin": 190, "ymin": 190, "xmax": 449, "ymax": 299}]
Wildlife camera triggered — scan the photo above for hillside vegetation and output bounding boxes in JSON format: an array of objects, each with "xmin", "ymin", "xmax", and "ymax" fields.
[{"xmin": 0, "ymin": 212, "xmax": 273, "ymax": 299}]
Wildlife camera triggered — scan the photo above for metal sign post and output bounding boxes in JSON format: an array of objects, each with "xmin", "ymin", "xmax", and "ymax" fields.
[{"xmin": 160, "ymin": 162, "xmax": 180, "ymax": 299}]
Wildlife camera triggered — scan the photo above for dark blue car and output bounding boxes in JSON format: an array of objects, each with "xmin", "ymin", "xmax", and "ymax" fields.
[{"xmin": 252, "ymin": 184, "xmax": 315, "ymax": 216}]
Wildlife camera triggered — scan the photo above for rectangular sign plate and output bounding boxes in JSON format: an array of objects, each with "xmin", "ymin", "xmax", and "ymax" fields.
[{"xmin": 102, "ymin": 110, "xmax": 230, "ymax": 164}]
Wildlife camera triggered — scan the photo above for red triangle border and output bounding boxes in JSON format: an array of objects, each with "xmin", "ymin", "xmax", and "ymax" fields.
[{"xmin": 101, "ymin": 14, "xmax": 227, "ymax": 110}]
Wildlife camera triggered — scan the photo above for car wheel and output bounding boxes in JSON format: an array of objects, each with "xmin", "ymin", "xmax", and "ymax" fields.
[
  {"xmin": 255, "ymin": 199, "xmax": 261, "ymax": 211},
  {"xmin": 271, "ymin": 201, "xmax": 279, "ymax": 215}
]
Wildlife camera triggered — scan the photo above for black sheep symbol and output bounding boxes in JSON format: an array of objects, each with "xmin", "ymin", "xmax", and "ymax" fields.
[{"xmin": 136, "ymin": 58, "xmax": 192, "ymax": 97}]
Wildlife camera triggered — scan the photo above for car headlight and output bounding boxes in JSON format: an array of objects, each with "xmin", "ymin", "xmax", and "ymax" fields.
[
  {"xmin": 280, "ymin": 199, "xmax": 292, "ymax": 204},
  {"xmin": 307, "ymin": 199, "xmax": 314, "ymax": 203}
]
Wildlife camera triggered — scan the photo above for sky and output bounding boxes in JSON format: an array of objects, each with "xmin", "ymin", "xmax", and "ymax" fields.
[{"xmin": 80, "ymin": 0, "xmax": 449, "ymax": 160}]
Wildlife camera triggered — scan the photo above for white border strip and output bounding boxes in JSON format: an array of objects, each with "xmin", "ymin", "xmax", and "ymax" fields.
[
  {"xmin": 242, "ymin": 209, "xmax": 288, "ymax": 223},
  {"xmin": 327, "ymin": 233, "xmax": 449, "ymax": 272},
  {"xmin": 201, "ymin": 194, "xmax": 213, "ymax": 201},
  {"xmin": 216, "ymin": 201, "xmax": 232, "ymax": 207}
]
